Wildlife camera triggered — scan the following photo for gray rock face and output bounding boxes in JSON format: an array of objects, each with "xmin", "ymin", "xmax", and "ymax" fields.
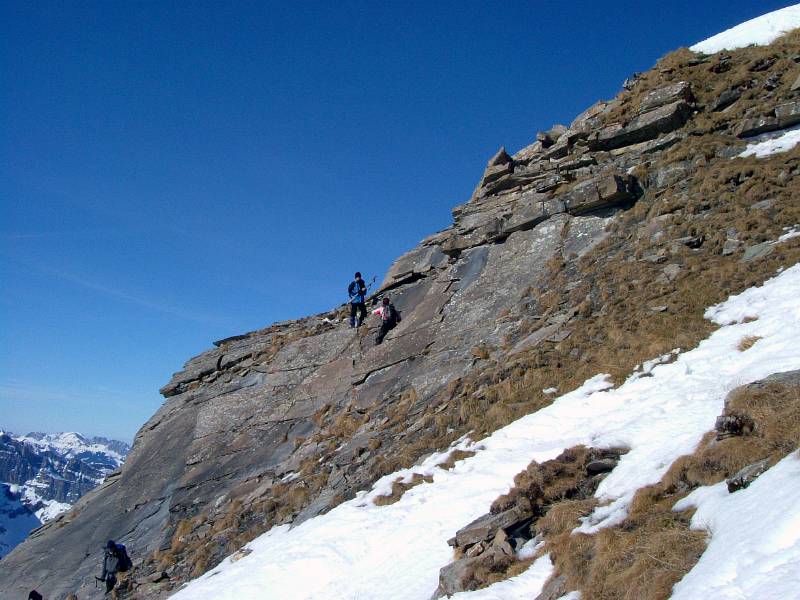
[{"xmin": 736, "ymin": 101, "xmax": 800, "ymax": 137}]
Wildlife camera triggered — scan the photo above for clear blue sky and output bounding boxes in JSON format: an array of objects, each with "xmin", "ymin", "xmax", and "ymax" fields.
[{"xmin": 1, "ymin": 1, "xmax": 789, "ymax": 442}]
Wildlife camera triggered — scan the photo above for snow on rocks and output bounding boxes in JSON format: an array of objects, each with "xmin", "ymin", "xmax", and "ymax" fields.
[
  {"xmin": 777, "ymin": 226, "xmax": 800, "ymax": 242},
  {"xmin": 671, "ymin": 451, "xmax": 800, "ymax": 600},
  {"xmin": 737, "ymin": 125, "xmax": 800, "ymax": 158},
  {"xmin": 690, "ymin": 4, "xmax": 800, "ymax": 54},
  {"xmin": 171, "ymin": 262, "xmax": 800, "ymax": 600},
  {"xmin": 447, "ymin": 554, "xmax": 553, "ymax": 599}
]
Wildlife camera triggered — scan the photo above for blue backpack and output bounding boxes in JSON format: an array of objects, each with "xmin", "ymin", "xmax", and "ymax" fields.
[
  {"xmin": 115, "ymin": 543, "xmax": 132, "ymax": 572},
  {"xmin": 349, "ymin": 280, "xmax": 365, "ymax": 303}
]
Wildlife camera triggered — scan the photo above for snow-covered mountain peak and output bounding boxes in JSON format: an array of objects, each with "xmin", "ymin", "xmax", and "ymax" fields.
[
  {"xmin": 16, "ymin": 431, "xmax": 129, "ymax": 464},
  {"xmin": 0, "ymin": 430, "xmax": 130, "ymax": 558}
]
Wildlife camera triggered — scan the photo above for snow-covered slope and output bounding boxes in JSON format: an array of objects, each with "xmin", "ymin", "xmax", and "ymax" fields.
[
  {"xmin": 171, "ymin": 261, "xmax": 800, "ymax": 599},
  {"xmin": 690, "ymin": 4, "xmax": 800, "ymax": 53}
]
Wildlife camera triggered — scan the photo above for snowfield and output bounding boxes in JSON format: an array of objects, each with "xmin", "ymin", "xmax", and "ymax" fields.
[
  {"xmin": 172, "ymin": 261, "xmax": 800, "ymax": 599},
  {"xmin": 690, "ymin": 4, "xmax": 800, "ymax": 53}
]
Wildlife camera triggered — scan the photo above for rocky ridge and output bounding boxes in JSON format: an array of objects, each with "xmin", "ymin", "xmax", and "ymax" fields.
[{"xmin": 1, "ymin": 26, "xmax": 799, "ymax": 600}]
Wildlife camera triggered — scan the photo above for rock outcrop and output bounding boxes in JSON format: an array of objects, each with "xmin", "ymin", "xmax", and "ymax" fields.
[
  {"xmin": 2, "ymin": 25, "xmax": 800, "ymax": 600},
  {"xmin": 432, "ymin": 446, "xmax": 623, "ymax": 598}
]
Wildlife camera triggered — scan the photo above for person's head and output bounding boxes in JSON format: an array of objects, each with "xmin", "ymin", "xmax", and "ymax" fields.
[
  {"xmin": 106, "ymin": 540, "xmax": 116, "ymax": 550},
  {"xmin": 382, "ymin": 297, "xmax": 389, "ymax": 306},
  {"xmin": 354, "ymin": 272, "xmax": 362, "ymax": 280}
]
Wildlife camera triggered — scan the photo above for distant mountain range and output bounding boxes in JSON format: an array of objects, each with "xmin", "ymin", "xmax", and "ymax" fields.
[{"xmin": 0, "ymin": 431, "xmax": 129, "ymax": 558}]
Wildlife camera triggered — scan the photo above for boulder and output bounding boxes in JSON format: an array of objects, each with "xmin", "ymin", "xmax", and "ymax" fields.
[
  {"xmin": 589, "ymin": 100, "xmax": 692, "ymax": 151},
  {"xmin": 711, "ymin": 88, "xmax": 742, "ymax": 112},
  {"xmin": 454, "ymin": 506, "xmax": 528, "ymax": 547},
  {"xmin": 791, "ymin": 73, "xmax": 800, "ymax": 92},
  {"xmin": 639, "ymin": 81, "xmax": 694, "ymax": 113},
  {"xmin": 534, "ymin": 574, "xmax": 567, "ymax": 600},
  {"xmin": 727, "ymin": 459, "xmax": 770, "ymax": 493},
  {"xmin": 472, "ymin": 147, "xmax": 515, "ymax": 199},
  {"xmin": 380, "ymin": 245, "xmax": 448, "ymax": 290},
  {"xmin": 481, "ymin": 161, "xmax": 514, "ymax": 187},
  {"xmin": 570, "ymin": 100, "xmax": 613, "ymax": 131},
  {"xmin": 715, "ymin": 412, "xmax": 755, "ymax": 439},
  {"xmin": 431, "ymin": 555, "xmax": 483, "ymax": 598},
  {"xmin": 487, "ymin": 146, "xmax": 512, "ymax": 167},
  {"xmin": 775, "ymin": 101, "xmax": 800, "ymax": 129},
  {"xmin": 741, "ymin": 242, "xmax": 774, "ymax": 262},
  {"xmin": 561, "ymin": 173, "xmax": 639, "ymax": 215},
  {"xmin": 537, "ymin": 125, "xmax": 568, "ymax": 147},
  {"xmin": 736, "ymin": 102, "xmax": 800, "ymax": 137},
  {"xmin": 586, "ymin": 458, "xmax": 617, "ymax": 475},
  {"xmin": 722, "ymin": 239, "xmax": 741, "ymax": 256},
  {"xmin": 736, "ymin": 114, "xmax": 780, "ymax": 138}
]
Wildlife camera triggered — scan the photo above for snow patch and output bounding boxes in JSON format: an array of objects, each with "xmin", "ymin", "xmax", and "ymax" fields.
[
  {"xmin": 671, "ymin": 451, "xmax": 800, "ymax": 599},
  {"xmin": 690, "ymin": 5, "xmax": 800, "ymax": 54},
  {"xmin": 737, "ymin": 125, "xmax": 800, "ymax": 158}
]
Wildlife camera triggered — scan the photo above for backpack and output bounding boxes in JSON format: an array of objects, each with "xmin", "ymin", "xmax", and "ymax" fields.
[
  {"xmin": 115, "ymin": 543, "xmax": 132, "ymax": 572},
  {"xmin": 349, "ymin": 280, "xmax": 366, "ymax": 302}
]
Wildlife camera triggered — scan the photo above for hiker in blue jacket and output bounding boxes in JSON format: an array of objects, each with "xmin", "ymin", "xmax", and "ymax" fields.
[
  {"xmin": 99, "ymin": 540, "xmax": 120, "ymax": 596},
  {"xmin": 98, "ymin": 539, "xmax": 131, "ymax": 598},
  {"xmin": 348, "ymin": 272, "xmax": 368, "ymax": 328}
]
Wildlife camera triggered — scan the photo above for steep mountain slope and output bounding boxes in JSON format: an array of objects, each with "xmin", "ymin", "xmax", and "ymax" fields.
[
  {"xmin": 169, "ymin": 264, "xmax": 800, "ymax": 599},
  {"xmin": 0, "ymin": 431, "xmax": 129, "ymax": 557},
  {"xmin": 1, "ymin": 8, "xmax": 799, "ymax": 599}
]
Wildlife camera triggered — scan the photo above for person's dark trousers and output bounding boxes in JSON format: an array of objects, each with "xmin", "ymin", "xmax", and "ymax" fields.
[
  {"xmin": 106, "ymin": 573, "xmax": 117, "ymax": 594},
  {"xmin": 350, "ymin": 302, "xmax": 366, "ymax": 327},
  {"xmin": 375, "ymin": 321, "xmax": 395, "ymax": 344}
]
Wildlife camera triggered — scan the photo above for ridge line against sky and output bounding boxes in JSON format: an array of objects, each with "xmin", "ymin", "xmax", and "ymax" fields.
[{"xmin": 1, "ymin": 1, "xmax": 795, "ymax": 441}]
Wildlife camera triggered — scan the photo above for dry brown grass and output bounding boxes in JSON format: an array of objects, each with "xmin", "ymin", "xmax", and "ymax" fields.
[
  {"xmin": 372, "ymin": 473, "xmax": 434, "ymax": 506},
  {"xmin": 536, "ymin": 498, "xmax": 597, "ymax": 539},
  {"xmin": 438, "ymin": 449, "xmax": 477, "ymax": 471},
  {"xmin": 542, "ymin": 374, "xmax": 800, "ymax": 599},
  {"xmin": 329, "ymin": 407, "xmax": 368, "ymax": 439},
  {"xmin": 600, "ymin": 28, "xmax": 800, "ymax": 139},
  {"xmin": 373, "ymin": 449, "xmax": 476, "ymax": 506},
  {"xmin": 737, "ymin": 335, "xmax": 761, "ymax": 351}
]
